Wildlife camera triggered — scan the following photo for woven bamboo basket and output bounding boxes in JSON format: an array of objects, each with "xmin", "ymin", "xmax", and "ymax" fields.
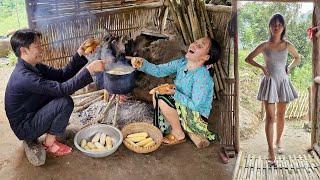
[{"xmin": 121, "ymin": 122, "xmax": 163, "ymax": 153}]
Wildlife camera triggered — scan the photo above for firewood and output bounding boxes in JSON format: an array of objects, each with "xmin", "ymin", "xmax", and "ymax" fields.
[
  {"xmin": 74, "ymin": 95, "xmax": 103, "ymax": 112},
  {"xmin": 75, "ymin": 93, "xmax": 100, "ymax": 107}
]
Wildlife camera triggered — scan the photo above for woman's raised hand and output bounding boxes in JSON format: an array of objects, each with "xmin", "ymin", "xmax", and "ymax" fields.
[{"xmin": 125, "ymin": 56, "xmax": 144, "ymax": 69}]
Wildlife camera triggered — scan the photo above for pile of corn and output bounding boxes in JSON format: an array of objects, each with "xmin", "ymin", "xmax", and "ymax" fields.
[
  {"xmin": 125, "ymin": 132, "xmax": 155, "ymax": 148},
  {"xmin": 80, "ymin": 132, "xmax": 113, "ymax": 152}
]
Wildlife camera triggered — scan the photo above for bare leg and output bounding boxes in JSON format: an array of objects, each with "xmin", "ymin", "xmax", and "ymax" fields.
[
  {"xmin": 275, "ymin": 102, "xmax": 286, "ymax": 153},
  {"xmin": 158, "ymin": 99, "xmax": 185, "ymax": 140},
  {"xmin": 264, "ymin": 102, "xmax": 276, "ymax": 161}
]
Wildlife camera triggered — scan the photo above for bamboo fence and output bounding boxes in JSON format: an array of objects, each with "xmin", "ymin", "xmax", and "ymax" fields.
[{"xmin": 285, "ymin": 91, "xmax": 309, "ymax": 120}]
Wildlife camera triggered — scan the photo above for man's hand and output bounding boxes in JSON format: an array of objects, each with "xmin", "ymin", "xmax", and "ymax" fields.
[
  {"xmin": 125, "ymin": 56, "xmax": 144, "ymax": 69},
  {"xmin": 86, "ymin": 60, "xmax": 109, "ymax": 75}
]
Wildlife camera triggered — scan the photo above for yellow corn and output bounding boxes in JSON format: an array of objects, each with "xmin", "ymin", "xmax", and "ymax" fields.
[
  {"xmin": 94, "ymin": 142, "xmax": 105, "ymax": 149},
  {"xmin": 92, "ymin": 132, "xmax": 101, "ymax": 143},
  {"xmin": 85, "ymin": 46, "xmax": 94, "ymax": 54},
  {"xmin": 86, "ymin": 142, "xmax": 96, "ymax": 149},
  {"xmin": 105, "ymin": 136, "xmax": 113, "ymax": 149},
  {"xmin": 136, "ymin": 137, "xmax": 153, "ymax": 147},
  {"xmin": 126, "ymin": 136, "xmax": 147, "ymax": 143},
  {"xmin": 83, "ymin": 145, "xmax": 90, "ymax": 151},
  {"xmin": 143, "ymin": 140, "xmax": 155, "ymax": 148},
  {"xmin": 99, "ymin": 133, "xmax": 106, "ymax": 146},
  {"xmin": 125, "ymin": 138, "xmax": 138, "ymax": 147},
  {"xmin": 80, "ymin": 139, "xmax": 87, "ymax": 148},
  {"xmin": 127, "ymin": 132, "xmax": 148, "ymax": 138}
]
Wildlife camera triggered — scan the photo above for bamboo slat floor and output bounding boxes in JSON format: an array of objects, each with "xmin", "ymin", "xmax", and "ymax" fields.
[{"xmin": 233, "ymin": 151, "xmax": 320, "ymax": 180}]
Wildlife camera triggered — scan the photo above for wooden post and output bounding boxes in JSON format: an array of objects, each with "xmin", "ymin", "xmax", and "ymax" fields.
[
  {"xmin": 232, "ymin": 0, "xmax": 239, "ymax": 153},
  {"xmin": 312, "ymin": 0, "xmax": 320, "ymax": 147}
]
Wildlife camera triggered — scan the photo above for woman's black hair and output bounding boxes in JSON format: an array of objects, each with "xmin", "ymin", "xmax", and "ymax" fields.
[
  {"xmin": 10, "ymin": 29, "xmax": 42, "ymax": 57},
  {"xmin": 204, "ymin": 38, "xmax": 221, "ymax": 66},
  {"xmin": 269, "ymin": 13, "xmax": 286, "ymax": 40}
]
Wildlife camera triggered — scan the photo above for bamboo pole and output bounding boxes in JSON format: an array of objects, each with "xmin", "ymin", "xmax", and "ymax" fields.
[
  {"xmin": 170, "ymin": 0, "xmax": 192, "ymax": 44},
  {"xmin": 231, "ymin": 0, "xmax": 239, "ymax": 153},
  {"xmin": 187, "ymin": 0, "xmax": 201, "ymax": 41}
]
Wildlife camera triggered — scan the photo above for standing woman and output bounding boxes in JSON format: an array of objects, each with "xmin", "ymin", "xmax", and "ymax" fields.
[{"xmin": 245, "ymin": 13, "xmax": 300, "ymax": 165}]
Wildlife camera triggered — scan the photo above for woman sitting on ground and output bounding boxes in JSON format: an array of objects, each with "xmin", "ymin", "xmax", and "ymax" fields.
[{"xmin": 127, "ymin": 37, "xmax": 221, "ymax": 147}]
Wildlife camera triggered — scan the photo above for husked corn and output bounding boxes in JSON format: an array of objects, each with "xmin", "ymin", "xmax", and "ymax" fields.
[
  {"xmin": 126, "ymin": 136, "xmax": 146, "ymax": 142},
  {"xmin": 84, "ymin": 145, "xmax": 90, "ymax": 151},
  {"xmin": 136, "ymin": 137, "xmax": 153, "ymax": 146},
  {"xmin": 99, "ymin": 133, "xmax": 106, "ymax": 146},
  {"xmin": 86, "ymin": 142, "xmax": 96, "ymax": 149},
  {"xmin": 127, "ymin": 132, "xmax": 148, "ymax": 138},
  {"xmin": 105, "ymin": 136, "xmax": 113, "ymax": 149},
  {"xmin": 85, "ymin": 46, "xmax": 94, "ymax": 54},
  {"xmin": 80, "ymin": 139, "xmax": 87, "ymax": 148},
  {"xmin": 94, "ymin": 142, "xmax": 105, "ymax": 149},
  {"xmin": 143, "ymin": 140, "xmax": 155, "ymax": 148},
  {"xmin": 125, "ymin": 138, "xmax": 138, "ymax": 147},
  {"xmin": 92, "ymin": 132, "xmax": 101, "ymax": 143}
]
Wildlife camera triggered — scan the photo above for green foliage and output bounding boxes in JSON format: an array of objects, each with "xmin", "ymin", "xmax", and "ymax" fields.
[
  {"xmin": 7, "ymin": 51, "xmax": 17, "ymax": 66},
  {"xmin": 0, "ymin": 0, "xmax": 28, "ymax": 35}
]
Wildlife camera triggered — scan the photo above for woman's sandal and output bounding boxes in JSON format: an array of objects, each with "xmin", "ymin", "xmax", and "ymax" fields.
[
  {"xmin": 43, "ymin": 141, "xmax": 72, "ymax": 157},
  {"xmin": 162, "ymin": 134, "xmax": 186, "ymax": 145}
]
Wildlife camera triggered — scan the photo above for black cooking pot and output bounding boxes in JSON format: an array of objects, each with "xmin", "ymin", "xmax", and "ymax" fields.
[{"xmin": 104, "ymin": 61, "xmax": 136, "ymax": 94}]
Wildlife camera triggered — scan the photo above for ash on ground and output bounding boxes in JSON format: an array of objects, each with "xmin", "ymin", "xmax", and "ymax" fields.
[{"xmin": 70, "ymin": 99, "xmax": 154, "ymax": 129}]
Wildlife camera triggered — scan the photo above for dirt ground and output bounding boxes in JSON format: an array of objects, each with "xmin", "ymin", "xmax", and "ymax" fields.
[
  {"xmin": 240, "ymin": 119, "xmax": 311, "ymax": 156},
  {"xmin": 0, "ymin": 64, "xmax": 235, "ymax": 180}
]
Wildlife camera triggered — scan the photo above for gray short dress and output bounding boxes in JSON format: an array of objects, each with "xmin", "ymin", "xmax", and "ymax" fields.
[{"xmin": 257, "ymin": 43, "xmax": 298, "ymax": 103}]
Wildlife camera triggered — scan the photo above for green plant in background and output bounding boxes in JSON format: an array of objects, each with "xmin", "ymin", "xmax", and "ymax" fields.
[
  {"xmin": 8, "ymin": 51, "xmax": 17, "ymax": 66},
  {"xmin": 0, "ymin": 0, "xmax": 28, "ymax": 36}
]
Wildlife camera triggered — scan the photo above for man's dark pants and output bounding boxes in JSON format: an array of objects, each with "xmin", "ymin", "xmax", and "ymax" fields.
[{"xmin": 19, "ymin": 96, "xmax": 74, "ymax": 141}]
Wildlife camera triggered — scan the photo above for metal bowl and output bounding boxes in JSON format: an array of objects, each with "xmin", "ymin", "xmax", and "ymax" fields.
[{"xmin": 74, "ymin": 124, "xmax": 123, "ymax": 158}]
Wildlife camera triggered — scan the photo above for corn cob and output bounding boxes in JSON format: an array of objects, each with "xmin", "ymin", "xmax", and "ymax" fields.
[
  {"xmin": 94, "ymin": 142, "xmax": 105, "ymax": 149},
  {"xmin": 136, "ymin": 137, "xmax": 153, "ymax": 146},
  {"xmin": 99, "ymin": 133, "xmax": 106, "ymax": 146},
  {"xmin": 84, "ymin": 145, "xmax": 90, "ymax": 151},
  {"xmin": 143, "ymin": 140, "xmax": 155, "ymax": 148},
  {"xmin": 127, "ymin": 132, "xmax": 148, "ymax": 138},
  {"xmin": 92, "ymin": 132, "xmax": 101, "ymax": 143},
  {"xmin": 125, "ymin": 138, "xmax": 138, "ymax": 147},
  {"xmin": 86, "ymin": 142, "xmax": 96, "ymax": 149},
  {"xmin": 126, "ymin": 136, "xmax": 147, "ymax": 143},
  {"xmin": 80, "ymin": 139, "xmax": 87, "ymax": 148},
  {"xmin": 105, "ymin": 136, "xmax": 113, "ymax": 149}
]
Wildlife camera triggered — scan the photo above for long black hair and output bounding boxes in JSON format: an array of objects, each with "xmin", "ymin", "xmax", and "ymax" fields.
[
  {"xmin": 269, "ymin": 13, "xmax": 286, "ymax": 40},
  {"xmin": 204, "ymin": 38, "xmax": 221, "ymax": 77},
  {"xmin": 204, "ymin": 38, "xmax": 221, "ymax": 66}
]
